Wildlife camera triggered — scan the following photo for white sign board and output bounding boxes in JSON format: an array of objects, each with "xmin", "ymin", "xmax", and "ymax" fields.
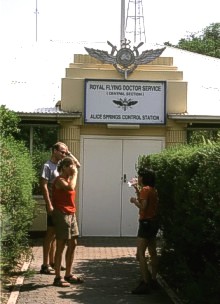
[{"xmin": 84, "ymin": 79, "xmax": 166, "ymax": 125}]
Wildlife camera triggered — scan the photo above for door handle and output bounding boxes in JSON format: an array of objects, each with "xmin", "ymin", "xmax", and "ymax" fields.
[{"xmin": 123, "ymin": 174, "xmax": 127, "ymax": 183}]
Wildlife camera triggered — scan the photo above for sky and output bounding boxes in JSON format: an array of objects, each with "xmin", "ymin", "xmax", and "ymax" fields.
[
  {"xmin": 1, "ymin": 0, "xmax": 219, "ymax": 45},
  {"xmin": 0, "ymin": 0, "xmax": 219, "ymax": 112}
]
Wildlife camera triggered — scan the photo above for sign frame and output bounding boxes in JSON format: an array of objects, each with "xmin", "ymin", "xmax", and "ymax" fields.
[{"xmin": 84, "ymin": 79, "xmax": 166, "ymax": 125}]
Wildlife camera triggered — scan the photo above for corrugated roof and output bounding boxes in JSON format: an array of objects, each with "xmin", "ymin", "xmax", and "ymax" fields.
[
  {"xmin": 33, "ymin": 107, "xmax": 71, "ymax": 114},
  {"xmin": 17, "ymin": 107, "xmax": 82, "ymax": 122}
]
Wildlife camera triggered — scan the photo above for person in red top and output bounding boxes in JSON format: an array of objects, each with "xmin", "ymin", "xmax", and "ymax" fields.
[
  {"xmin": 52, "ymin": 156, "xmax": 84, "ymax": 287},
  {"xmin": 130, "ymin": 167, "xmax": 159, "ymax": 294}
]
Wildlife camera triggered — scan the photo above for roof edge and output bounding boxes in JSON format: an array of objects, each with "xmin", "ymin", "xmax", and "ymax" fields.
[
  {"xmin": 168, "ymin": 113, "xmax": 220, "ymax": 123},
  {"xmin": 17, "ymin": 112, "xmax": 82, "ymax": 121}
]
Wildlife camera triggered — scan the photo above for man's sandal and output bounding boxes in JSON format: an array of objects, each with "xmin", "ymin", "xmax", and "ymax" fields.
[
  {"xmin": 40, "ymin": 264, "xmax": 55, "ymax": 274},
  {"xmin": 64, "ymin": 275, "xmax": 84, "ymax": 284},
  {"xmin": 53, "ymin": 277, "xmax": 70, "ymax": 287}
]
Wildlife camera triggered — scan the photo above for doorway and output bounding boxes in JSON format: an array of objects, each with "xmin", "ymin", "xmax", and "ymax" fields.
[{"xmin": 79, "ymin": 136, "xmax": 165, "ymax": 236}]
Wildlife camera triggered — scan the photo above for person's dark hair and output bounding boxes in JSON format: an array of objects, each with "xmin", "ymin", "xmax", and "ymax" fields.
[
  {"xmin": 138, "ymin": 167, "xmax": 156, "ymax": 187},
  {"xmin": 57, "ymin": 157, "xmax": 74, "ymax": 173}
]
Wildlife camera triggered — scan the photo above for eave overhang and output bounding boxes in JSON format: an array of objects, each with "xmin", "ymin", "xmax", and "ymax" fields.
[
  {"xmin": 168, "ymin": 113, "xmax": 220, "ymax": 124},
  {"xmin": 17, "ymin": 111, "xmax": 82, "ymax": 122}
]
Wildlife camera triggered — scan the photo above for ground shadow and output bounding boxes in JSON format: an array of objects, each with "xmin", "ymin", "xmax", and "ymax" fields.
[
  {"xmin": 28, "ymin": 236, "xmax": 138, "ymax": 248},
  {"xmin": 55, "ymin": 257, "xmax": 172, "ymax": 304}
]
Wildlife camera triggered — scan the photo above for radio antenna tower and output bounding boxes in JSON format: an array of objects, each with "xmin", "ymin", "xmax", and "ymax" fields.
[
  {"xmin": 34, "ymin": 0, "xmax": 39, "ymax": 42},
  {"xmin": 125, "ymin": 0, "xmax": 146, "ymax": 44}
]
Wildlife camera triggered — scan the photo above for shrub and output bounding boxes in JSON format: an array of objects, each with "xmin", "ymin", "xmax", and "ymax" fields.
[
  {"xmin": 0, "ymin": 134, "xmax": 36, "ymax": 272},
  {"xmin": 137, "ymin": 143, "xmax": 220, "ymax": 303},
  {"xmin": 0, "ymin": 105, "xmax": 20, "ymax": 138}
]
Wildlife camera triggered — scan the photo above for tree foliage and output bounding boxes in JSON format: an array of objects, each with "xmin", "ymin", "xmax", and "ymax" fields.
[
  {"xmin": 187, "ymin": 129, "xmax": 220, "ymax": 144},
  {"xmin": 164, "ymin": 23, "xmax": 220, "ymax": 58},
  {"xmin": 0, "ymin": 105, "xmax": 20, "ymax": 137},
  {"xmin": 15, "ymin": 125, "xmax": 58, "ymax": 151},
  {"xmin": 0, "ymin": 106, "xmax": 36, "ymax": 273}
]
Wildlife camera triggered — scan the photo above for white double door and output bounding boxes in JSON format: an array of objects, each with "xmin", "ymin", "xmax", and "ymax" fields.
[{"xmin": 79, "ymin": 136, "xmax": 164, "ymax": 236}]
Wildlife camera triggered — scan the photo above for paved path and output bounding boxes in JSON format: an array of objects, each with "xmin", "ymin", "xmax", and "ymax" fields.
[{"xmin": 14, "ymin": 237, "xmax": 174, "ymax": 304}]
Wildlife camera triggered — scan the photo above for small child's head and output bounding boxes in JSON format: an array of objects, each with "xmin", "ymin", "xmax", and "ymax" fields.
[
  {"xmin": 137, "ymin": 167, "xmax": 156, "ymax": 187},
  {"xmin": 57, "ymin": 157, "xmax": 75, "ymax": 173}
]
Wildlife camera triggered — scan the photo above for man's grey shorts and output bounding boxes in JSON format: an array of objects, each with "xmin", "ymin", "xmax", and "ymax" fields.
[{"xmin": 52, "ymin": 209, "xmax": 79, "ymax": 240}]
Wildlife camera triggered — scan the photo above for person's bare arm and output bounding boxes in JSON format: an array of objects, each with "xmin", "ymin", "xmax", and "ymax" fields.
[
  {"xmin": 55, "ymin": 167, "xmax": 78, "ymax": 191},
  {"xmin": 66, "ymin": 151, "xmax": 81, "ymax": 168},
  {"xmin": 130, "ymin": 197, "xmax": 148, "ymax": 211},
  {"xmin": 133, "ymin": 184, "xmax": 140, "ymax": 199},
  {"xmin": 40, "ymin": 178, "xmax": 53, "ymax": 213},
  {"xmin": 130, "ymin": 186, "xmax": 149, "ymax": 211}
]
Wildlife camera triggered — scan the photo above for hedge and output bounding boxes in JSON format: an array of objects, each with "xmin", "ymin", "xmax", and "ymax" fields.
[
  {"xmin": 137, "ymin": 143, "xmax": 220, "ymax": 304},
  {"xmin": 0, "ymin": 136, "xmax": 36, "ymax": 272}
]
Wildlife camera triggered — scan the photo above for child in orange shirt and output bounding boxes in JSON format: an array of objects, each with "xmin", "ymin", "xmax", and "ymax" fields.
[{"xmin": 130, "ymin": 168, "xmax": 159, "ymax": 294}]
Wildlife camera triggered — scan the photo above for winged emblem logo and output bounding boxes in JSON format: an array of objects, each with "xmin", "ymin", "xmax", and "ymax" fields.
[
  {"xmin": 112, "ymin": 98, "xmax": 138, "ymax": 111},
  {"xmin": 85, "ymin": 39, "xmax": 165, "ymax": 78}
]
